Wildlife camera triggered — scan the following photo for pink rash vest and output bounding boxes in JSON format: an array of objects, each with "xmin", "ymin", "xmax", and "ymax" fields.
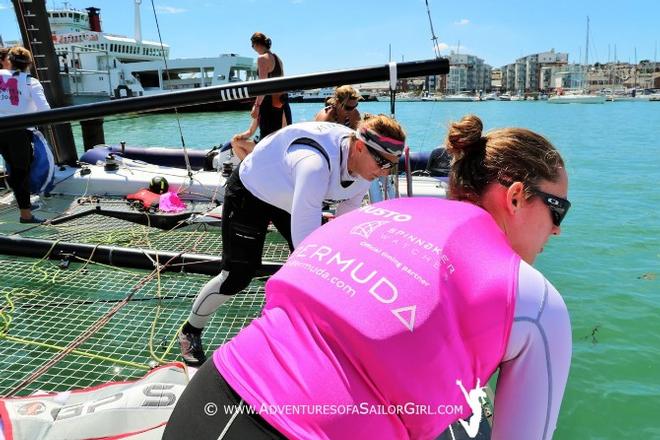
[{"xmin": 214, "ymin": 197, "xmax": 519, "ymax": 439}]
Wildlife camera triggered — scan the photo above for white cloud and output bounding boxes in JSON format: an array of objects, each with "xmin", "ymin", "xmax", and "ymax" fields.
[
  {"xmin": 454, "ymin": 18, "xmax": 470, "ymax": 26},
  {"xmin": 0, "ymin": 4, "xmax": 10, "ymax": 10},
  {"xmin": 156, "ymin": 6, "xmax": 187, "ymax": 14},
  {"xmin": 436, "ymin": 42, "xmax": 472, "ymax": 55},
  {"xmin": 435, "ymin": 42, "xmax": 450, "ymax": 52}
]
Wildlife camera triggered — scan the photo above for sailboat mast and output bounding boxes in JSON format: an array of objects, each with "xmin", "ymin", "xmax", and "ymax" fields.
[
  {"xmin": 585, "ymin": 16, "xmax": 589, "ymax": 65},
  {"xmin": 424, "ymin": 0, "xmax": 440, "ymax": 59}
]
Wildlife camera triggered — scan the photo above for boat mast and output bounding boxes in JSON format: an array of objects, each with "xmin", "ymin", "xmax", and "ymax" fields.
[
  {"xmin": 584, "ymin": 16, "xmax": 589, "ymax": 91},
  {"xmin": 424, "ymin": 0, "xmax": 440, "ymax": 59}
]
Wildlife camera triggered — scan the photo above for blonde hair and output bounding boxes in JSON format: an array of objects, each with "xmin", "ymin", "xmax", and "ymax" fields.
[
  {"xmin": 445, "ymin": 114, "xmax": 564, "ymax": 201},
  {"xmin": 327, "ymin": 85, "xmax": 361, "ymax": 107},
  {"xmin": 356, "ymin": 114, "xmax": 406, "ymax": 143}
]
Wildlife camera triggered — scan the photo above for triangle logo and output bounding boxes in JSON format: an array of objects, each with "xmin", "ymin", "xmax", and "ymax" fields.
[{"xmin": 392, "ymin": 305, "xmax": 416, "ymax": 332}]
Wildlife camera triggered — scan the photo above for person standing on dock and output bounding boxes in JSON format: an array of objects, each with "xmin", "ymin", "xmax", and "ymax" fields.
[
  {"xmin": 314, "ymin": 85, "xmax": 362, "ymax": 129},
  {"xmin": 165, "ymin": 115, "xmax": 572, "ymax": 440},
  {"xmin": 178, "ymin": 115, "xmax": 406, "ymax": 367},
  {"xmin": 0, "ymin": 46, "xmax": 51, "ymax": 224},
  {"xmin": 250, "ymin": 32, "xmax": 292, "ymax": 139}
]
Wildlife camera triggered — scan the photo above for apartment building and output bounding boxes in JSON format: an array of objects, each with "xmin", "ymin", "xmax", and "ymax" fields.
[
  {"xmin": 446, "ymin": 52, "xmax": 492, "ymax": 93},
  {"xmin": 501, "ymin": 49, "xmax": 568, "ymax": 92}
]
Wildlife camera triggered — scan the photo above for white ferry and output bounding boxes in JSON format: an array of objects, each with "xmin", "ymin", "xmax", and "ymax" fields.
[{"xmin": 48, "ymin": 1, "xmax": 256, "ymax": 107}]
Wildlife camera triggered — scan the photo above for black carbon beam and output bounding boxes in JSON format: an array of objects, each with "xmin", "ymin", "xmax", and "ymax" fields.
[
  {"xmin": 0, "ymin": 235, "xmax": 282, "ymax": 277},
  {"xmin": 0, "ymin": 58, "xmax": 449, "ymax": 132}
]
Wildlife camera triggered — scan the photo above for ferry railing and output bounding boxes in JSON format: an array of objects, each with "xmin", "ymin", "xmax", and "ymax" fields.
[{"xmin": 0, "ymin": 58, "xmax": 449, "ymax": 132}]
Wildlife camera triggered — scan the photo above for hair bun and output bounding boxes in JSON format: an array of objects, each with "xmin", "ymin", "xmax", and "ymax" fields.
[{"xmin": 445, "ymin": 114, "xmax": 484, "ymax": 155}]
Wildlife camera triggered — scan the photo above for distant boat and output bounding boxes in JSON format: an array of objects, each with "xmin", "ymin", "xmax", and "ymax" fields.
[
  {"xmin": 441, "ymin": 93, "xmax": 480, "ymax": 102},
  {"xmin": 549, "ymin": 17, "xmax": 605, "ymax": 105},
  {"xmin": 499, "ymin": 92, "xmax": 511, "ymax": 101},
  {"xmin": 289, "ymin": 87, "xmax": 377, "ymax": 103},
  {"xmin": 548, "ymin": 91, "xmax": 606, "ymax": 104},
  {"xmin": 377, "ymin": 92, "xmax": 422, "ymax": 102}
]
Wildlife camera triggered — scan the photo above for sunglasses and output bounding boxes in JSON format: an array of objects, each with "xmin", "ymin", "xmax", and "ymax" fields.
[
  {"xmin": 529, "ymin": 188, "xmax": 571, "ymax": 227},
  {"xmin": 343, "ymin": 102, "xmax": 358, "ymax": 111},
  {"xmin": 365, "ymin": 145, "xmax": 396, "ymax": 170}
]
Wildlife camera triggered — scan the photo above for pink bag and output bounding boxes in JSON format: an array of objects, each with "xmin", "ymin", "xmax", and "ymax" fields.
[{"xmin": 158, "ymin": 191, "xmax": 186, "ymax": 213}]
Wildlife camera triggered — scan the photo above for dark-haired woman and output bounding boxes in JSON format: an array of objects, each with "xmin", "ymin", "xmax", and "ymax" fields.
[
  {"xmin": 0, "ymin": 47, "xmax": 11, "ymax": 69},
  {"xmin": 249, "ymin": 32, "xmax": 292, "ymax": 139},
  {"xmin": 0, "ymin": 46, "xmax": 50, "ymax": 223}
]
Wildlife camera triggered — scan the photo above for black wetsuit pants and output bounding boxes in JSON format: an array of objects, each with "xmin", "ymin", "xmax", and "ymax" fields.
[
  {"xmin": 0, "ymin": 129, "xmax": 33, "ymax": 210},
  {"xmin": 217, "ymin": 167, "xmax": 294, "ymax": 297},
  {"xmin": 163, "ymin": 360, "xmax": 286, "ymax": 439}
]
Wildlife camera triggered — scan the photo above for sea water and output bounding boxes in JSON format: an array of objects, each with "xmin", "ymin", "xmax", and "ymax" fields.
[{"xmin": 72, "ymin": 100, "xmax": 660, "ymax": 439}]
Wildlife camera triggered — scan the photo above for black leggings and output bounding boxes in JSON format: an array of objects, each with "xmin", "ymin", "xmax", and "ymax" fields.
[
  {"xmin": 218, "ymin": 168, "xmax": 294, "ymax": 296},
  {"xmin": 163, "ymin": 360, "xmax": 286, "ymax": 439},
  {"xmin": 0, "ymin": 129, "xmax": 33, "ymax": 209}
]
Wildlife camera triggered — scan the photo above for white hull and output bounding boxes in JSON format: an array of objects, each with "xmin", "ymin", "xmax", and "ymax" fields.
[
  {"xmin": 397, "ymin": 176, "xmax": 448, "ymax": 198},
  {"xmin": 441, "ymin": 94, "xmax": 480, "ymax": 102},
  {"xmin": 50, "ymin": 159, "xmax": 226, "ymax": 201},
  {"xmin": 547, "ymin": 94, "xmax": 606, "ymax": 104}
]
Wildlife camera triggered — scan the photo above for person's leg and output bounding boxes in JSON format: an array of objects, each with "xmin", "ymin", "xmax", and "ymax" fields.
[
  {"xmin": 2, "ymin": 130, "xmax": 37, "ymax": 221},
  {"xmin": 180, "ymin": 169, "xmax": 269, "ymax": 366},
  {"xmin": 163, "ymin": 361, "xmax": 285, "ymax": 439}
]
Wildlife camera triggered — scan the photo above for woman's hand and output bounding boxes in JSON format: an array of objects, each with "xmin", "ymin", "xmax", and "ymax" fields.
[{"xmin": 234, "ymin": 130, "xmax": 251, "ymax": 141}]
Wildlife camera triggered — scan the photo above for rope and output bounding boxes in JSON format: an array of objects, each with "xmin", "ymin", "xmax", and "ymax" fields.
[
  {"xmin": 0, "ymin": 196, "xmax": 247, "ymax": 392},
  {"xmin": 149, "ymin": 0, "xmax": 193, "ymax": 180}
]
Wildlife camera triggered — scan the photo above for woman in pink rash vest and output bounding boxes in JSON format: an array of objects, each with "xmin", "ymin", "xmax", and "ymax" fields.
[{"xmin": 164, "ymin": 114, "xmax": 573, "ymax": 440}]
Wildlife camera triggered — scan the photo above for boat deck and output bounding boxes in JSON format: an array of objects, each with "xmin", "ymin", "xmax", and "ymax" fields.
[
  {"xmin": 0, "ymin": 191, "xmax": 491, "ymax": 439},
  {"xmin": 0, "ymin": 191, "xmax": 289, "ymax": 396}
]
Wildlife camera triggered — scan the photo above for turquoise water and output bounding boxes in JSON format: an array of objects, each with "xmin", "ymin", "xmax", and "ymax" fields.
[{"xmin": 72, "ymin": 101, "xmax": 660, "ymax": 439}]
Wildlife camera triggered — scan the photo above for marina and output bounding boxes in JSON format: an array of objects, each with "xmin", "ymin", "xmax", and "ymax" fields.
[{"xmin": 1, "ymin": 0, "xmax": 659, "ymax": 438}]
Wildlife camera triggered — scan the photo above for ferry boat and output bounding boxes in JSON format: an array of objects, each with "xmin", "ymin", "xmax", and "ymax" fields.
[{"xmin": 48, "ymin": 1, "xmax": 256, "ymax": 109}]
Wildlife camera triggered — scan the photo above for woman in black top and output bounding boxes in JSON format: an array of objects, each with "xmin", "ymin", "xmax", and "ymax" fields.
[{"xmin": 249, "ymin": 32, "xmax": 292, "ymax": 139}]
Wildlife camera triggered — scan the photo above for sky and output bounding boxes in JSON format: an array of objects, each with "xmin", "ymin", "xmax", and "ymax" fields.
[{"xmin": 0, "ymin": 0, "xmax": 658, "ymax": 74}]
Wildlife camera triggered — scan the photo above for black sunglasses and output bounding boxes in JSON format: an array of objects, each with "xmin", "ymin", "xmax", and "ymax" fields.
[
  {"xmin": 343, "ymin": 102, "xmax": 358, "ymax": 111},
  {"xmin": 365, "ymin": 145, "xmax": 396, "ymax": 170},
  {"xmin": 529, "ymin": 188, "xmax": 571, "ymax": 227}
]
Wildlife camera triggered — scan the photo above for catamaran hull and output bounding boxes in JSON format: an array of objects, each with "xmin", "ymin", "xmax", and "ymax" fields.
[{"xmin": 49, "ymin": 161, "xmax": 226, "ymax": 202}]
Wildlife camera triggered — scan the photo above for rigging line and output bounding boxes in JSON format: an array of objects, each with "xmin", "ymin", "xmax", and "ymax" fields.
[{"xmin": 149, "ymin": 0, "xmax": 193, "ymax": 180}]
